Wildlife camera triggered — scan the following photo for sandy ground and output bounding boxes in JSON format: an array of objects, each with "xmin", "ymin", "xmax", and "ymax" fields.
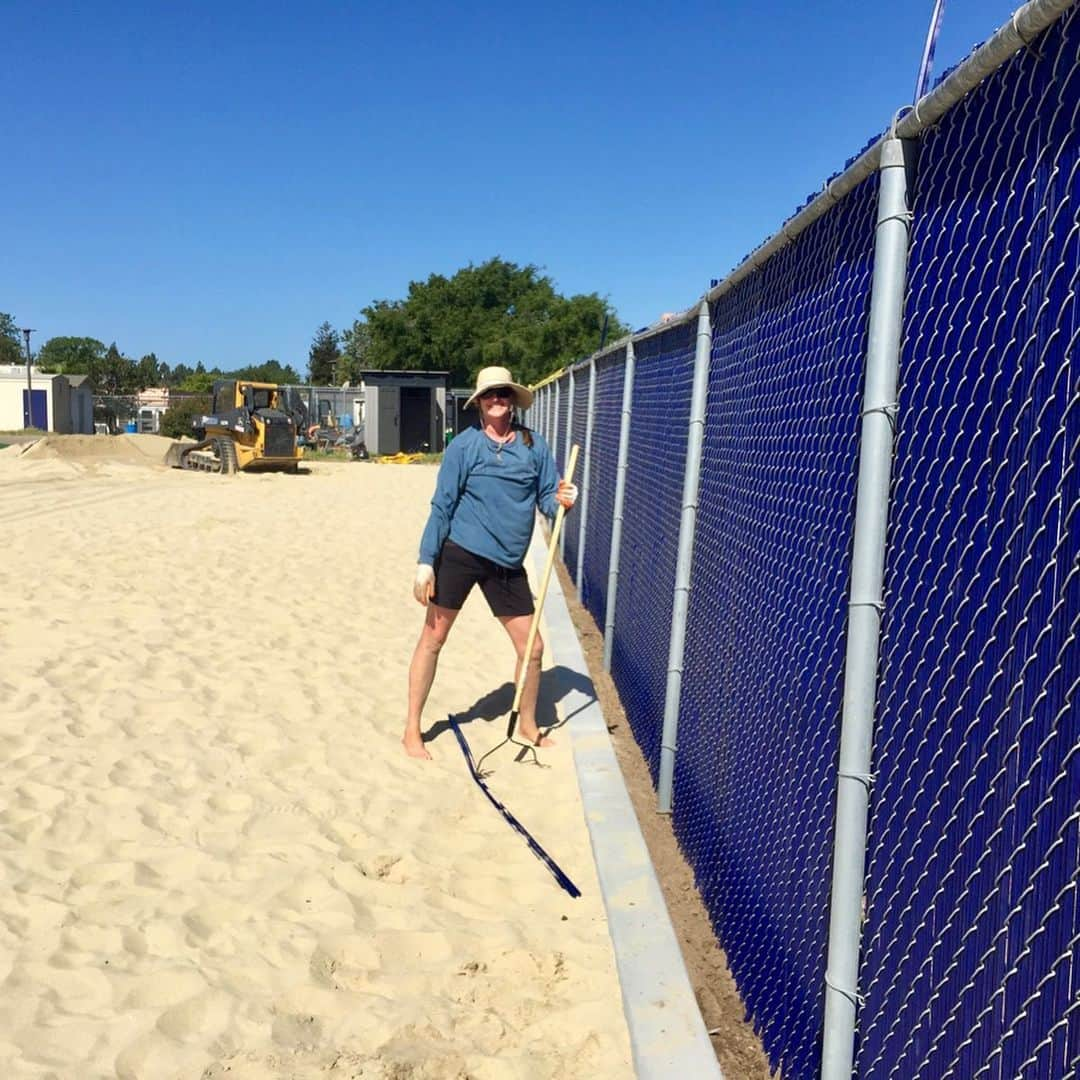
[{"xmin": 0, "ymin": 436, "xmax": 634, "ymax": 1079}]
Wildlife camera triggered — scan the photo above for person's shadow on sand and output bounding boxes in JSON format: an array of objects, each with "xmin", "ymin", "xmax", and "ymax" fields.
[{"xmin": 424, "ymin": 664, "xmax": 597, "ymax": 747}]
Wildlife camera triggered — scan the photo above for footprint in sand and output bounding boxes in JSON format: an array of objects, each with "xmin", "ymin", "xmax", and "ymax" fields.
[
  {"xmin": 208, "ymin": 791, "xmax": 253, "ymax": 815},
  {"xmin": 122, "ymin": 967, "xmax": 207, "ymax": 1009},
  {"xmin": 14, "ymin": 780, "xmax": 67, "ymax": 814},
  {"xmin": 182, "ymin": 899, "xmax": 248, "ymax": 942},
  {"xmin": 69, "ymin": 861, "xmax": 134, "ymax": 890},
  {"xmin": 269, "ymin": 874, "xmax": 354, "ymax": 928},
  {"xmin": 309, "ymin": 933, "xmax": 381, "ymax": 990},
  {"xmin": 240, "ymin": 803, "xmax": 326, "ymax": 847},
  {"xmin": 444, "ymin": 948, "xmax": 571, "ymax": 1023},
  {"xmin": 356, "ymin": 852, "xmax": 424, "ymax": 885},
  {"xmin": 374, "ymin": 930, "xmax": 456, "ymax": 973},
  {"xmin": 9, "ymin": 961, "xmax": 113, "ymax": 1016},
  {"xmin": 155, "ymin": 988, "xmax": 231, "ymax": 1044}
]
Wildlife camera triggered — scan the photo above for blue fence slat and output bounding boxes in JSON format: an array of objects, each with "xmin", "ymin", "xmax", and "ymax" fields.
[
  {"xmin": 563, "ymin": 366, "xmax": 591, "ymax": 585},
  {"xmin": 554, "ymin": 374, "xmax": 570, "ymax": 476},
  {"xmin": 609, "ymin": 322, "xmax": 696, "ymax": 780},
  {"xmin": 673, "ymin": 172, "xmax": 877, "ymax": 1079},
  {"xmin": 859, "ymin": 11, "xmax": 1080, "ymax": 1079},
  {"xmin": 581, "ymin": 351, "xmax": 627, "ymax": 630}
]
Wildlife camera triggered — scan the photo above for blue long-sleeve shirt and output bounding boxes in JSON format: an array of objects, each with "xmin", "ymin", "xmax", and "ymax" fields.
[{"xmin": 419, "ymin": 425, "xmax": 560, "ymax": 568}]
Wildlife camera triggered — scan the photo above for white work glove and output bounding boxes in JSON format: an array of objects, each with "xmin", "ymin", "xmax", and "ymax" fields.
[
  {"xmin": 413, "ymin": 563, "xmax": 435, "ymax": 605},
  {"xmin": 556, "ymin": 480, "xmax": 578, "ymax": 510}
]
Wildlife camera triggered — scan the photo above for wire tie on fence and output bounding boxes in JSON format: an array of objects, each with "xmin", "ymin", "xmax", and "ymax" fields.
[
  {"xmin": 878, "ymin": 209, "xmax": 914, "ymax": 228},
  {"xmin": 849, "ymin": 599, "xmax": 885, "ymax": 615},
  {"xmin": 860, "ymin": 401, "xmax": 899, "ymax": 432},
  {"xmin": 823, "ymin": 177, "xmax": 842, "ymax": 204},
  {"xmin": 1011, "ymin": 11, "xmax": 1043, "ymax": 59},
  {"xmin": 838, "ymin": 770, "xmax": 876, "ymax": 791},
  {"xmin": 825, "ymin": 971, "xmax": 865, "ymax": 1010}
]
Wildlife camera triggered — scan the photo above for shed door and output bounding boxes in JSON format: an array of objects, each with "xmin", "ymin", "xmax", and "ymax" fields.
[
  {"xmin": 377, "ymin": 386, "xmax": 399, "ymax": 454},
  {"xmin": 399, "ymin": 387, "xmax": 431, "ymax": 453},
  {"xmin": 23, "ymin": 389, "xmax": 47, "ymax": 430}
]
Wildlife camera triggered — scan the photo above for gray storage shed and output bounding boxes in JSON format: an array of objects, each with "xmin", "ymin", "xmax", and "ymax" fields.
[
  {"xmin": 66, "ymin": 375, "xmax": 95, "ymax": 433},
  {"xmin": 448, "ymin": 387, "xmax": 475, "ymax": 440},
  {"xmin": 361, "ymin": 370, "xmax": 450, "ymax": 455}
]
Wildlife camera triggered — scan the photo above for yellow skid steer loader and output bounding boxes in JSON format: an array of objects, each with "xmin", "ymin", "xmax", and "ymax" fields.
[{"xmin": 164, "ymin": 380, "xmax": 306, "ymax": 474}]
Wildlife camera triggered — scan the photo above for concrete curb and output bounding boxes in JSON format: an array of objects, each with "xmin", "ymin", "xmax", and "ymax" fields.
[{"xmin": 530, "ymin": 526, "xmax": 724, "ymax": 1079}]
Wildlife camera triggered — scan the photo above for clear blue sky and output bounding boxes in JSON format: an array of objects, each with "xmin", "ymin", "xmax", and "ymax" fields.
[{"xmin": 3, "ymin": 1, "xmax": 1016, "ymax": 374}]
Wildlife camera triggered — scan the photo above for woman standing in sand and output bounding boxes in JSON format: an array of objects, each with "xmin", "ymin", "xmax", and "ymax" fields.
[{"xmin": 403, "ymin": 366, "xmax": 577, "ymax": 759}]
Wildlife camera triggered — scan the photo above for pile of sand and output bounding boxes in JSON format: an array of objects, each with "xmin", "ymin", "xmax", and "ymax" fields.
[{"xmin": 13, "ymin": 433, "xmax": 177, "ymax": 467}]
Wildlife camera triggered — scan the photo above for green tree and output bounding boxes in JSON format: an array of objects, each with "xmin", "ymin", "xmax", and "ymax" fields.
[
  {"xmin": 134, "ymin": 352, "xmax": 164, "ymax": 390},
  {"xmin": 232, "ymin": 359, "xmax": 302, "ymax": 384},
  {"xmin": 340, "ymin": 319, "xmax": 371, "ymax": 384},
  {"xmin": 37, "ymin": 336, "xmax": 107, "ymax": 375},
  {"xmin": 0, "ymin": 313, "xmax": 21, "ymax": 365},
  {"xmin": 85, "ymin": 343, "xmax": 133, "ymax": 394},
  {"xmin": 308, "ymin": 322, "xmax": 341, "ymax": 385},
  {"xmin": 177, "ymin": 361, "xmax": 218, "ymax": 393},
  {"xmin": 358, "ymin": 258, "xmax": 626, "ymax": 387},
  {"xmin": 160, "ymin": 394, "xmax": 212, "ymax": 440},
  {"xmin": 168, "ymin": 363, "xmax": 194, "ymax": 387}
]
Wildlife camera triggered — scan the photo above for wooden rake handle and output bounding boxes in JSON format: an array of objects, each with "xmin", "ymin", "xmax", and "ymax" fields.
[{"xmin": 510, "ymin": 443, "xmax": 580, "ymax": 717}]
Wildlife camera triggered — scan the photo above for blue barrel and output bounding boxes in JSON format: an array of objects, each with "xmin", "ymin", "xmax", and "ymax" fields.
[{"xmin": 124, "ymin": 421, "xmax": 137, "ymax": 434}]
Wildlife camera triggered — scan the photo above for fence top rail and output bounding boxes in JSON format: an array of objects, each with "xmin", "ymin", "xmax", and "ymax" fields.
[
  {"xmin": 531, "ymin": 366, "xmax": 567, "ymax": 391},
  {"xmin": 529, "ymin": 0, "xmax": 1074, "ymax": 391}
]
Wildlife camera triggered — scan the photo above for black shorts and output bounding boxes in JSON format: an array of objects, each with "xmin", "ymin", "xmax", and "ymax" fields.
[{"xmin": 433, "ymin": 539, "xmax": 535, "ymax": 617}]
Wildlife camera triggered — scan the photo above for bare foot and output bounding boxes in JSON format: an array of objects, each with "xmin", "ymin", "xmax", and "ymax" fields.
[
  {"xmin": 518, "ymin": 726, "xmax": 555, "ymax": 748},
  {"xmin": 402, "ymin": 731, "xmax": 432, "ymax": 759}
]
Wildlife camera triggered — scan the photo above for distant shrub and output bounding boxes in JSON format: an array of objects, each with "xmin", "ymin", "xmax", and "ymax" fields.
[{"xmin": 160, "ymin": 395, "xmax": 211, "ymax": 440}]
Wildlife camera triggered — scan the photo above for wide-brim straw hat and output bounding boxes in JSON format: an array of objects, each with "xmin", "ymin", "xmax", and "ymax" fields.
[{"xmin": 464, "ymin": 366, "xmax": 534, "ymax": 410}]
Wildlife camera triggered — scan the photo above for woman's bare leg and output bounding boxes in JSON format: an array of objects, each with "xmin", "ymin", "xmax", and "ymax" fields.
[
  {"xmin": 499, "ymin": 613, "xmax": 552, "ymax": 746},
  {"xmin": 403, "ymin": 603, "xmax": 459, "ymax": 759}
]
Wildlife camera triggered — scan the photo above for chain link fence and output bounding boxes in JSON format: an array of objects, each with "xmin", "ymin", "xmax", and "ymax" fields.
[
  {"xmin": 579, "ymin": 350, "xmax": 627, "ymax": 629},
  {"xmin": 563, "ymin": 364, "xmax": 591, "ymax": 584},
  {"xmin": 859, "ymin": 10, "xmax": 1079, "ymax": 1077},
  {"xmin": 685, "ymin": 173, "xmax": 878, "ymax": 1079},
  {"xmin": 526, "ymin": 3, "xmax": 1078, "ymax": 1076}
]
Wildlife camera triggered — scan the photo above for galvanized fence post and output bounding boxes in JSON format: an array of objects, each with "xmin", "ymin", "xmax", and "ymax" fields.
[
  {"xmin": 560, "ymin": 367, "xmax": 575, "ymax": 560},
  {"xmin": 657, "ymin": 300, "xmax": 712, "ymax": 813},
  {"xmin": 552, "ymin": 379, "xmax": 561, "ymax": 471},
  {"xmin": 603, "ymin": 340, "xmax": 636, "ymax": 672},
  {"xmin": 576, "ymin": 355, "xmax": 597, "ymax": 600},
  {"xmin": 820, "ymin": 136, "xmax": 912, "ymax": 1079}
]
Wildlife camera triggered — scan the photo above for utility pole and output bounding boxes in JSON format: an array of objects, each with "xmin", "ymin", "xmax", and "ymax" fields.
[{"xmin": 20, "ymin": 328, "xmax": 35, "ymax": 429}]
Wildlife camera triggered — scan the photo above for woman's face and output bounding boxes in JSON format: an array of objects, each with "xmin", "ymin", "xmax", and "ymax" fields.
[{"xmin": 478, "ymin": 386, "xmax": 515, "ymax": 424}]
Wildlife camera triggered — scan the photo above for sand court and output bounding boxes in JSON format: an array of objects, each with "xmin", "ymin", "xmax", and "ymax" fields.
[{"xmin": 0, "ymin": 437, "xmax": 634, "ymax": 1078}]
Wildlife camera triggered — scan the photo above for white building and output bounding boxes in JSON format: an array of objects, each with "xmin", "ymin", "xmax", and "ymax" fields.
[
  {"xmin": 0, "ymin": 366, "xmax": 95, "ymax": 434},
  {"xmin": 134, "ymin": 386, "xmax": 170, "ymax": 433}
]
